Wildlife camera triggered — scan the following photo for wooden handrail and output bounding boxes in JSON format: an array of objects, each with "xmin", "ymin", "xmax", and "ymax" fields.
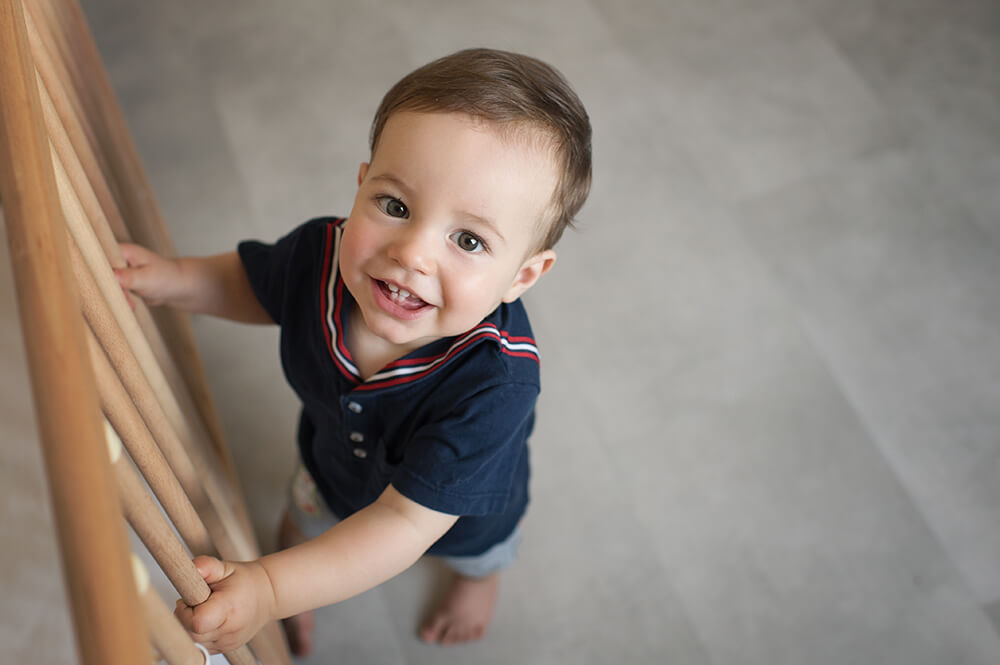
[
  {"xmin": 0, "ymin": 0, "xmax": 151, "ymax": 663},
  {"xmin": 89, "ymin": 329, "xmax": 215, "ymax": 557},
  {"xmin": 32, "ymin": 0, "xmax": 241, "ymax": 486},
  {"xmin": 2, "ymin": 1, "xmax": 293, "ymax": 661},
  {"xmin": 107, "ymin": 426, "xmax": 259, "ymax": 665},
  {"xmin": 133, "ymin": 553, "xmax": 211, "ymax": 665}
]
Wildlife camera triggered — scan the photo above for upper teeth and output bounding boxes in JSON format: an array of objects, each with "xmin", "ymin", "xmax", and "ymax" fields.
[{"xmin": 386, "ymin": 283, "xmax": 412, "ymax": 299}]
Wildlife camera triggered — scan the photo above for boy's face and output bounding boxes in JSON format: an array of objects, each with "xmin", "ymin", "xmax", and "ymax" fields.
[{"xmin": 339, "ymin": 111, "xmax": 558, "ymax": 354}]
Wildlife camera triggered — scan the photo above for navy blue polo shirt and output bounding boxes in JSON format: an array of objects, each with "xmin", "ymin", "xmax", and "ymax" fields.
[{"xmin": 237, "ymin": 217, "xmax": 537, "ymax": 557}]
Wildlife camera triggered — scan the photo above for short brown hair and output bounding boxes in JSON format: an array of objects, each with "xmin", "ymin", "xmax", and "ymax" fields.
[{"xmin": 370, "ymin": 48, "xmax": 592, "ymax": 251}]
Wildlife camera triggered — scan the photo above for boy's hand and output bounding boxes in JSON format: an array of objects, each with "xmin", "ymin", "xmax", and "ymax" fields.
[
  {"xmin": 115, "ymin": 243, "xmax": 185, "ymax": 306},
  {"xmin": 174, "ymin": 555, "xmax": 278, "ymax": 654}
]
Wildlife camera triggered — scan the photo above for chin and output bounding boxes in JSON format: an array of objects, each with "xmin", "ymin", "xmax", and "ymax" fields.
[{"xmin": 369, "ymin": 321, "xmax": 426, "ymax": 347}]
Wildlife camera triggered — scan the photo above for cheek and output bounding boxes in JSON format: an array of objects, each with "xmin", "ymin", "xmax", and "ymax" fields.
[
  {"xmin": 338, "ymin": 233, "xmax": 357, "ymax": 273},
  {"xmin": 441, "ymin": 268, "xmax": 509, "ymax": 313},
  {"xmin": 340, "ymin": 223, "xmax": 375, "ymax": 266}
]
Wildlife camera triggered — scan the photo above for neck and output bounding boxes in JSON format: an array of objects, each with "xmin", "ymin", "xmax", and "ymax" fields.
[{"xmin": 346, "ymin": 304, "xmax": 427, "ymax": 381}]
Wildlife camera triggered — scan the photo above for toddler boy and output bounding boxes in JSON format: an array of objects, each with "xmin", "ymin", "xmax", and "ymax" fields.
[{"xmin": 116, "ymin": 47, "xmax": 591, "ymax": 653}]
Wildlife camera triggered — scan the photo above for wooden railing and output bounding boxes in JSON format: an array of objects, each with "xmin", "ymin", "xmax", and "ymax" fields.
[{"xmin": 0, "ymin": 1, "xmax": 292, "ymax": 663}]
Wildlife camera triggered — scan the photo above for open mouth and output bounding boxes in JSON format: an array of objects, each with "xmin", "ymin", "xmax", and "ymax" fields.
[{"xmin": 374, "ymin": 279, "xmax": 431, "ymax": 314}]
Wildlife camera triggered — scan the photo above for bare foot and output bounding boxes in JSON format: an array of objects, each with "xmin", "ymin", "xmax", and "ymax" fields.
[
  {"xmin": 419, "ymin": 572, "xmax": 500, "ymax": 645},
  {"xmin": 278, "ymin": 512, "xmax": 315, "ymax": 657}
]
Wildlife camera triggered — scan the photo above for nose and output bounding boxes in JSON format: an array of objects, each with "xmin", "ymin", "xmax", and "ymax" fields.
[{"xmin": 387, "ymin": 223, "xmax": 436, "ymax": 275}]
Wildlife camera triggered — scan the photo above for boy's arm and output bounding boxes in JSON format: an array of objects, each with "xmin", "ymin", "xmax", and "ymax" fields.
[
  {"xmin": 116, "ymin": 243, "xmax": 272, "ymax": 323},
  {"xmin": 175, "ymin": 485, "xmax": 458, "ymax": 653}
]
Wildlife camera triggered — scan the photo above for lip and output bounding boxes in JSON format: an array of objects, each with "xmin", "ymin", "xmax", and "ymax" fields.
[{"xmin": 369, "ymin": 277, "xmax": 434, "ymax": 320}]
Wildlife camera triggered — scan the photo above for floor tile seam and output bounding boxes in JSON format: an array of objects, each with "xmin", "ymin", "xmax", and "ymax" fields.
[
  {"xmin": 618, "ymin": 509, "xmax": 725, "ymax": 665},
  {"xmin": 561, "ymin": 367, "xmax": 720, "ymax": 665},
  {"xmin": 741, "ymin": 146, "xmax": 1000, "ymax": 303},
  {"xmin": 180, "ymin": 53, "xmax": 275, "ymax": 241},
  {"xmin": 905, "ymin": 141, "xmax": 1000, "ymax": 266},
  {"xmin": 985, "ymin": 598, "xmax": 1000, "ymax": 637},
  {"xmin": 762, "ymin": 282, "xmax": 996, "ymax": 612},
  {"xmin": 727, "ymin": 138, "xmax": 1000, "ymax": 326},
  {"xmin": 624, "ymin": 3, "xmax": 902, "ymax": 205},
  {"xmin": 722, "ymin": 173, "xmax": 1000, "ymax": 606}
]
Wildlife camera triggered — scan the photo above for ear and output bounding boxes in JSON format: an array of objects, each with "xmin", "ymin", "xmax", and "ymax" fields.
[
  {"xmin": 357, "ymin": 162, "xmax": 369, "ymax": 187},
  {"xmin": 502, "ymin": 249, "xmax": 557, "ymax": 303}
]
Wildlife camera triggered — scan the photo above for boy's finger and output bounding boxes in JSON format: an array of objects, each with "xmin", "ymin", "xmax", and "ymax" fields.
[
  {"xmin": 113, "ymin": 266, "xmax": 135, "ymax": 289},
  {"xmin": 113, "ymin": 263, "xmax": 155, "ymax": 291},
  {"xmin": 188, "ymin": 599, "xmax": 228, "ymax": 636},
  {"xmin": 173, "ymin": 599, "xmax": 197, "ymax": 632},
  {"xmin": 112, "ymin": 269, "xmax": 137, "ymax": 310},
  {"xmin": 192, "ymin": 555, "xmax": 228, "ymax": 584},
  {"xmin": 113, "ymin": 267, "xmax": 152, "ymax": 307},
  {"xmin": 174, "ymin": 598, "xmax": 225, "ymax": 638},
  {"xmin": 200, "ymin": 642, "xmax": 222, "ymax": 656},
  {"xmin": 117, "ymin": 242, "xmax": 148, "ymax": 267}
]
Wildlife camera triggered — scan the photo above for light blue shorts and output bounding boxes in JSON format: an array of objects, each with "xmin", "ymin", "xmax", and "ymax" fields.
[{"xmin": 287, "ymin": 464, "xmax": 521, "ymax": 579}]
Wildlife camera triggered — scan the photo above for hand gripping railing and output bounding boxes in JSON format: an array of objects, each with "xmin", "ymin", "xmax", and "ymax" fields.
[{"xmin": 0, "ymin": 1, "xmax": 292, "ymax": 663}]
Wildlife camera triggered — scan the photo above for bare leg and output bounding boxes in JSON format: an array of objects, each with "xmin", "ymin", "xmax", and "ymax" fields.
[
  {"xmin": 278, "ymin": 512, "xmax": 315, "ymax": 657},
  {"xmin": 419, "ymin": 571, "xmax": 500, "ymax": 645}
]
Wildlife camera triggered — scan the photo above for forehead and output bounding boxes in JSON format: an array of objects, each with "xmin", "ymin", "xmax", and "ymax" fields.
[
  {"xmin": 369, "ymin": 112, "xmax": 559, "ymax": 243},
  {"xmin": 372, "ymin": 110, "xmax": 556, "ymax": 166}
]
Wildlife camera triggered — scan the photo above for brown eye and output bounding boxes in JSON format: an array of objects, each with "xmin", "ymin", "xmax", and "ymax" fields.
[
  {"xmin": 451, "ymin": 231, "xmax": 484, "ymax": 253},
  {"xmin": 376, "ymin": 196, "xmax": 409, "ymax": 218}
]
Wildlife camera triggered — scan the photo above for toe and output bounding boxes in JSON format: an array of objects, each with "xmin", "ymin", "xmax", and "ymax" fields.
[{"xmin": 419, "ymin": 614, "xmax": 449, "ymax": 644}]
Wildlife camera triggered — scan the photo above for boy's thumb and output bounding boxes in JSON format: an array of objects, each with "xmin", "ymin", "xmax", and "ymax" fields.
[
  {"xmin": 118, "ymin": 242, "xmax": 147, "ymax": 266},
  {"xmin": 192, "ymin": 555, "xmax": 227, "ymax": 584}
]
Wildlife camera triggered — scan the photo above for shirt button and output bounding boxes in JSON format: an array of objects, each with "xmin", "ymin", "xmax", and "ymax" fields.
[
  {"xmin": 349, "ymin": 431, "xmax": 365, "ymax": 443},
  {"xmin": 353, "ymin": 448, "xmax": 368, "ymax": 459},
  {"xmin": 347, "ymin": 401, "xmax": 363, "ymax": 414}
]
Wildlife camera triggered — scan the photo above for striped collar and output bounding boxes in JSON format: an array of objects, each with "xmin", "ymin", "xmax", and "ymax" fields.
[{"xmin": 318, "ymin": 219, "xmax": 539, "ymax": 392}]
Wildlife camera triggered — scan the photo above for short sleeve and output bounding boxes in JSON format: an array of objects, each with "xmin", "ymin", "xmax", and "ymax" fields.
[
  {"xmin": 391, "ymin": 381, "xmax": 538, "ymax": 516},
  {"xmin": 237, "ymin": 218, "xmax": 330, "ymax": 325}
]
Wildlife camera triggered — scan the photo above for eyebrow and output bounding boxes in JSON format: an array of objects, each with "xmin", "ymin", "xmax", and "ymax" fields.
[
  {"xmin": 369, "ymin": 173, "xmax": 507, "ymax": 245},
  {"xmin": 463, "ymin": 212, "xmax": 506, "ymax": 245},
  {"xmin": 370, "ymin": 173, "xmax": 413, "ymax": 195}
]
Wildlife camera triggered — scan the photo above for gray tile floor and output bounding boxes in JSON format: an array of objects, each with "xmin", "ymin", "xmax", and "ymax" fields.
[{"xmin": 2, "ymin": 0, "xmax": 999, "ymax": 663}]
